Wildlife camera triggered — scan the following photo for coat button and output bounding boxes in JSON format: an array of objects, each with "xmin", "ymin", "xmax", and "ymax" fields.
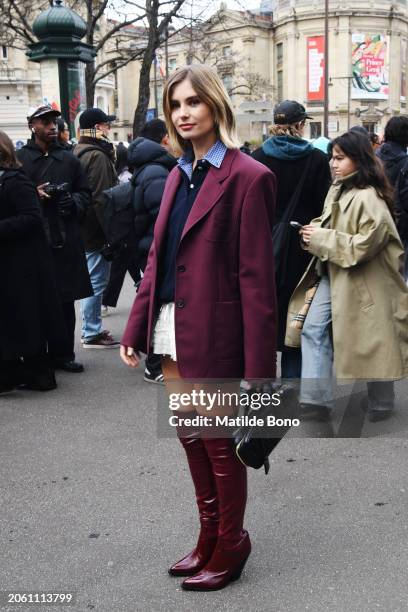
[
  {"xmin": 176, "ymin": 299, "xmax": 185, "ymax": 308},
  {"xmin": 177, "ymin": 265, "xmax": 186, "ymax": 272}
]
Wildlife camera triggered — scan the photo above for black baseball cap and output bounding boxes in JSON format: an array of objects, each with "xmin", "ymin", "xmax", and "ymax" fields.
[
  {"xmin": 274, "ymin": 100, "xmax": 313, "ymax": 125},
  {"xmin": 79, "ymin": 108, "xmax": 117, "ymax": 129},
  {"xmin": 27, "ymin": 104, "xmax": 61, "ymax": 123}
]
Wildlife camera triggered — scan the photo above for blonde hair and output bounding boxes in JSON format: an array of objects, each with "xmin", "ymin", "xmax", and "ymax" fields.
[
  {"xmin": 269, "ymin": 122, "xmax": 305, "ymax": 138},
  {"xmin": 162, "ymin": 64, "xmax": 240, "ymax": 156}
]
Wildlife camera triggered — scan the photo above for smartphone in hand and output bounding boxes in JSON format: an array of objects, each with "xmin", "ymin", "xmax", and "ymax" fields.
[{"xmin": 290, "ymin": 221, "xmax": 303, "ymax": 229}]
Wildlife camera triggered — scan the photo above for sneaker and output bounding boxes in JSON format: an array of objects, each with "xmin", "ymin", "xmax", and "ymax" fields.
[
  {"xmin": 144, "ymin": 368, "xmax": 165, "ymax": 384},
  {"xmin": 83, "ymin": 331, "xmax": 120, "ymax": 349},
  {"xmin": 81, "ymin": 330, "xmax": 114, "ymax": 344},
  {"xmin": 101, "ymin": 305, "xmax": 110, "ymax": 317}
]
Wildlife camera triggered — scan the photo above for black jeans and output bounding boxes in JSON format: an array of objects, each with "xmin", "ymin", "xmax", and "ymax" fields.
[
  {"xmin": 281, "ymin": 348, "xmax": 302, "ymax": 378},
  {"xmin": 103, "ymin": 248, "xmax": 141, "ymax": 308}
]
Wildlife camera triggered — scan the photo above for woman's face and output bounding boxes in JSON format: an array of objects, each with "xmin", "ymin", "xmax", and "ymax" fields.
[
  {"xmin": 331, "ymin": 144, "xmax": 358, "ymax": 179},
  {"xmin": 170, "ymin": 78, "xmax": 215, "ymax": 143}
]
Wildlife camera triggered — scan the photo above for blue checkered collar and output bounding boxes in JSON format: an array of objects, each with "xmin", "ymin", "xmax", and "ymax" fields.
[{"xmin": 178, "ymin": 140, "xmax": 228, "ymax": 180}]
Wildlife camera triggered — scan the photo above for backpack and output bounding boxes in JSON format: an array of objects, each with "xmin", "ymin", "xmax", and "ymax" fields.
[
  {"xmin": 101, "ymin": 180, "xmax": 136, "ymax": 255},
  {"xmin": 101, "ymin": 162, "xmax": 163, "ymax": 259},
  {"xmin": 395, "ymin": 159, "xmax": 408, "ymax": 242}
]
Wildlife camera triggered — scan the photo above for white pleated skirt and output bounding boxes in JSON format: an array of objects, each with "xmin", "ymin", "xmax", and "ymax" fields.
[{"xmin": 152, "ymin": 302, "xmax": 177, "ymax": 361}]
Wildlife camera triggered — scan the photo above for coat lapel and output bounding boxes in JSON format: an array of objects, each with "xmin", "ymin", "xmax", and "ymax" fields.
[
  {"xmin": 338, "ymin": 189, "xmax": 356, "ymax": 213},
  {"xmin": 180, "ymin": 148, "xmax": 237, "ymax": 242}
]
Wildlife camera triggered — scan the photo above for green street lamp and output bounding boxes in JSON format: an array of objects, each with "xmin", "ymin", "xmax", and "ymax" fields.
[{"xmin": 26, "ymin": 0, "xmax": 96, "ymax": 137}]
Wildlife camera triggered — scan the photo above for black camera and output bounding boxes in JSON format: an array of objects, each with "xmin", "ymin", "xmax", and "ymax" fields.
[
  {"xmin": 43, "ymin": 182, "xmax": 69, "ymax": 198},
  {"xmin": 44, "ymin": 182, "xmax": 73, "ymax": 217}
]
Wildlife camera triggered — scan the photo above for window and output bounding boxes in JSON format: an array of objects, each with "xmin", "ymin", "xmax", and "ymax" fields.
[
  {"xmin": 222, "ymin": 73, "xmax": 233, "ymax": 92},
  {"xmin": 2, "ymin": 45, "xmax": 8, "ymax": 60},
  {"xmin": 96, "ymin": 96, "xmax": 105, "ymax": 111},
  {"xmin": 222, "ymin": 46, "xmax": 232, "ymax": 57},
  {"xmin": 169, "ymin": 58, "xmax": 177, "ymax": 72},
  {"xmin": 362, "ymin": 122, "xmax": 377, "ymax": 133},
  {"xmin": 310, "ymin": 122, "xmax": 322, "ymax": 138},
  {"xmin": 276, "ymin": 42, "xmax": 283, "ymax": 67},
  {"xmin": 277, "ymin": 70, "xmax": 283, "ymax": 102}
]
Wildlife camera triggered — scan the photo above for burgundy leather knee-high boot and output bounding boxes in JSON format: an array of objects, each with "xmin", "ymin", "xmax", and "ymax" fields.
[
  {"xmin": 168, "ymin": 430, "xmax": 219, "ymax": 576},
  {"xmin": 182, "ymin": 437, "xmax": 250, "ymax": 591}
]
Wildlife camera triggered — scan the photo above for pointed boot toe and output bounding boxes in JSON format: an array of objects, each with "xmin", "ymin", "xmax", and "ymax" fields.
[
  {"xmin": 181, "ymin": 531, "xmax": 251, "ymax": 591},
  {"xmin": 168, "ymin": 535, "xmax": 218, "ymax": 576}
]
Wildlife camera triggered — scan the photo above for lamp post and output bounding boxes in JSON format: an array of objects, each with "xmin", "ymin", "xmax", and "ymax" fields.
[
  {"xmin": 26, "ymin": 0, "xmax": 96, "ymax": 138},
  {"xmin": 323, "ymin": 0, "xmax": 329, "ymax": 137},
  {"xmin": 329, "ymin": 76, "xmax": 353, "ymax": 131}
]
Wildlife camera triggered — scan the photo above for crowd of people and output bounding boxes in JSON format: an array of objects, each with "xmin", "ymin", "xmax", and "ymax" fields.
[{"xmin": 1, "ymin": 62, "xmax": 408, "ymax": 591}]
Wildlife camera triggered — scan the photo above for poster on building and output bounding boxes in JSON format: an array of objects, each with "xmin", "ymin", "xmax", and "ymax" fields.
[
  {"xmin": 351, "ymin": 33, "xmax": 389, "ymax": 99},
  {"xmin": 401, "ymin": 39, "xmax": 407, "ymax": 102},
  {"xmin": 67, "ymin": 61, "xmax": 86, "ymax": 125},
  {"xmin": 307, "ymin": 36, "xmax": 325, "ymax": 101}
]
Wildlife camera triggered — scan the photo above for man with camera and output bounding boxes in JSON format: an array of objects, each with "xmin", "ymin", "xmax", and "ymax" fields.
[{"xmin": 17, "ymin": 104, "xmax": 93, "ymax": 373}]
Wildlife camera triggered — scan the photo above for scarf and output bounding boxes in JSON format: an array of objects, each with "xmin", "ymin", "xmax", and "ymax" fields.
[{"xmin": 79, "ymin": 130, "xmax": 116, "ymax": 161}]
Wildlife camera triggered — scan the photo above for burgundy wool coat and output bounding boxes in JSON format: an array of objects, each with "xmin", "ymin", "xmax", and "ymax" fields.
[{"xmin": 121, "ymin": 148, "xmax": 278, "ymax": 380}]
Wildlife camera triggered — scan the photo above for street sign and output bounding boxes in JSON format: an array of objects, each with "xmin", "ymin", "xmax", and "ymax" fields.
[{"xmin": 146, "ymin": 108, "xmax": 158, "ymax": 122}]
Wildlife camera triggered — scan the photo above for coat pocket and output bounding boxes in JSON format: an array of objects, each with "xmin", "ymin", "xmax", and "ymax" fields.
[
  {"xmin": 215, "ymin": 301, "xmax": 243, "ymax": 361},
  {"xmin": 348, "ymin": 269, "xmax": 374, "ymax": 309},
  {"xmin": 203, "ymin": 205, "xmax": 234, "ymax": 242}
]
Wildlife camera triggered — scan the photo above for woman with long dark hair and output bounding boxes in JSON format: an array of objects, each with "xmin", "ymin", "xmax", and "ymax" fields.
[
  {"xmin": 285, "ymin": 130, "xmax": 408, "ymax": 422},
  {"xmin": 0, "ymin": 131, "xmax": 69, "ymax": 392},
  {"xmin": 120, "ymin": 65, "xmax": 277, "ymax": 590}
]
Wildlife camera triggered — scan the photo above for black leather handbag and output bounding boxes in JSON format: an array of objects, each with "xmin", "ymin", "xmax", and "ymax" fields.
[{"xmin": 233, "ymin": 385, "xmax": 298, "ymax": 474}]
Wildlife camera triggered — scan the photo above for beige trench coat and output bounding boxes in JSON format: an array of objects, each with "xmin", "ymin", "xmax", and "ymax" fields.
[{"xmin": 285, "ymin": 180, "xmax": 408, "ymax": 379}]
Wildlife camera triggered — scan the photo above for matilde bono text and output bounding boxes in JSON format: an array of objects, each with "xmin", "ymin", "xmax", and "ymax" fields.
[{"xmin": 168, "ymin": 415, "xmax": 300, "ymax": 427}]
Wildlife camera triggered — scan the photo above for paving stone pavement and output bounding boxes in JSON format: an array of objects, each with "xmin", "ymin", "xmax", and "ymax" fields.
[{"xmin": 1, "ymin": 277, "xmax": 407, "ymax": 612}]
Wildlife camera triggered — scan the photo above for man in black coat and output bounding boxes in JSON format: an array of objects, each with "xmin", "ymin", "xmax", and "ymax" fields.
[
  {"xmin": 252, "ymin": 100, "xmax": 331, "ymax": 378},
  {"xmin": 17, "ymin": 104, "xmax": 93, "ymax": 372}
]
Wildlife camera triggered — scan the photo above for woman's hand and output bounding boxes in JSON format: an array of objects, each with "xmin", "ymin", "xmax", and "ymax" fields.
[
  {"xmin": 300, "ymin": 224, "xmax": 316, "ymax": 245},
  {"xmin": 120, "ymin": 345, "xmax": 140, "ymax": 368}
]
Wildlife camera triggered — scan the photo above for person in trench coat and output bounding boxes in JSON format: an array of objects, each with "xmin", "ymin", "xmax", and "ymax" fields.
[
  {"xmin": 121, "ymin": 65, "xmax": 277, "ymax": 591},
  {"xmin": 285, "ymin": 131, "xmax": 408, "ymax": 421}
]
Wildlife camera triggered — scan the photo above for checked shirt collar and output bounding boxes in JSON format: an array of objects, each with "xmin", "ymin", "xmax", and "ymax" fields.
[{"xmin": 178, "ymin": 140, "xmax": 227, "ymax": 181}]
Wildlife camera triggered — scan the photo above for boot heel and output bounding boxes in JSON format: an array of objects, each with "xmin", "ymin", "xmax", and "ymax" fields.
[{"xmin": 231, "ymin": 555, "xmax": 249, "ymax": 582}]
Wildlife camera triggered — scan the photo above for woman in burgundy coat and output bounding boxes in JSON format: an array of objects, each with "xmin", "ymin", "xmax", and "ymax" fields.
[{"xmin": 121, "ymin": 65, "xmax": 277, "ymax": 590}]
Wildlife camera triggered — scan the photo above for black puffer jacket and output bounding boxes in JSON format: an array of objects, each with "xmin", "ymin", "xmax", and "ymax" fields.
[{"xmin": 128, "ymin": 137, "xmax": 177, "ymax": 270}]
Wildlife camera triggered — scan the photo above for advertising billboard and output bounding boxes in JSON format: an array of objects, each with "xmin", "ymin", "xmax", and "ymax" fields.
[
  {"xmin": 351, "ymin": 33, "xmax": 389, "ymax": 100},
  {"xmin": 307, "ymin": 36, "xmax": 325, "ymax": 101}
]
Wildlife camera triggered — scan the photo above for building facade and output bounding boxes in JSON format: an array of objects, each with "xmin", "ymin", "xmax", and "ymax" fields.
[
  {"xmin": 1, "ymin": 1, "xmax": 408, "ymax": 144},
  {"xmin": 272, "ymin": 0, "xmax": 408, "ymax": 139}
]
